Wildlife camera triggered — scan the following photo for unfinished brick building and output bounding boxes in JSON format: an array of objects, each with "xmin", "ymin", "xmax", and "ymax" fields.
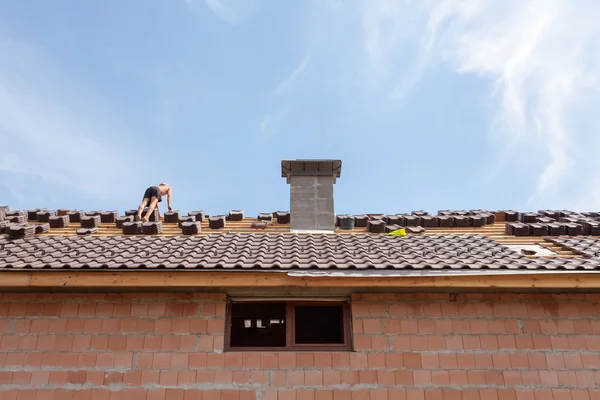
[{"xmin": 1, "ymin": 160, "xmax": 599, "ymax": 399}]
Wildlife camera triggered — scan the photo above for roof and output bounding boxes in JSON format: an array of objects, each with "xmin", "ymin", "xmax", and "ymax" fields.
[
  {"xmin": 2, "ymin": 207, "xmax": 600, "ymax": 273},
  {"xmin": 4, "ymin": 233, "xmax": 591, "ymax": 270}
]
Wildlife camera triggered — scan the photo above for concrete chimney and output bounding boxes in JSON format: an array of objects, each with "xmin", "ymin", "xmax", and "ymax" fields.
[{"xmin": 281, "ymin": 159, "xmax": 342, "ymax": 233}]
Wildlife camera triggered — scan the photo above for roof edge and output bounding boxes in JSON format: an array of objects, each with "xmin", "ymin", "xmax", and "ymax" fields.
[{"xmin": 0, "ymin": 270, "xmax": 598, "ymax": 290}]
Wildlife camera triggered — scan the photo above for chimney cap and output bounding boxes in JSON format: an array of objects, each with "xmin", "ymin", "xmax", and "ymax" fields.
[{"xmin": 281, "ymin": 159, "xmax": 342, "ymax": 183}]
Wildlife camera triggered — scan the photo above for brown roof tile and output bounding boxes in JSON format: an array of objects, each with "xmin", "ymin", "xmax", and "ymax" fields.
[{"xmin": 0, "ymin": 234, "xmax": 598, "ymax": 271}]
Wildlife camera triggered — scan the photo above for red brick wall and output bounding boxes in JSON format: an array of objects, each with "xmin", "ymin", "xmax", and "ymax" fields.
[{"xmin": 0, "ymin": 292, "xmax": 599, "ymax": 399}]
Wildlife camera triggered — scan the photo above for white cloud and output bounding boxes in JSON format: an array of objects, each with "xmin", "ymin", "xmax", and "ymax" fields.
[
  {"xmin": 200, "ymin": 0, "xmax": 258, "ymax": 25},
  {"xmin": 0, "ymin": 36, "xmax": 138, "ymax": 207},
  {"xmin": 310, "ymin": 0, "xmax": 600, "ymax": 208},
  {"xmin": 259, "ymin": 114, "xmax": 277, "ymax": 139},
  {"xmin": 275, "ymin": 56, "xmax": 310, "ymax": 97}
]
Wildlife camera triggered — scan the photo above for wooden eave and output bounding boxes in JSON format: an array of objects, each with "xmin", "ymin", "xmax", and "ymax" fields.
[{"xmin": 0, "ymin": 270, "xmax": 599, "ymax": 291}]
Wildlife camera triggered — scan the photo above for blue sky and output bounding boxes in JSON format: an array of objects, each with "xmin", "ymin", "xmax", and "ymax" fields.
[{"xmin": 1, "ymin": 0, "xmax": 600, "ymax": 216}]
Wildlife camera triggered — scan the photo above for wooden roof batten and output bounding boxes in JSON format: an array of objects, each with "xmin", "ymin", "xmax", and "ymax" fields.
[{"xmin": 1, "ymin": 270, "xmax": 600, "ymax": 291}]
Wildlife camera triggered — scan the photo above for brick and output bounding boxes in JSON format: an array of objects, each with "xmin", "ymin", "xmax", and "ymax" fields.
[
  {"xmin": 242, "ymin": 353, "xmax": 261, "ymax": 368},
  {"xmin": 367, "ymin": 352, "xmax": 386, "ymax": 368},
  {"xmin": 251, "ymin": 370, "xmax": 268, "ymax": 385},
  {"xmin": 297, "ymin": 353, "xmax": 314, "ymax": 367},
  {"xmin": 351, "ymin": 390, "xmax": 370, "ymax": 400},
  {"xmin": 376, "ymin": 371, "xmax": 396, "ymax": 387},
  {"xmin": 222, "ymin": 390, "xmax": 241, "ymax": 400},
  {"xmin": 431, "ymin": 370, "xmax": 450, "ymax": 385},
  {"xmin": 340, "ymin": 371, "xmax": 359, "ymax": 386},
  {"xmin": 331, "ymin": 352, "xmax": 349, "ymax": 369},
  {"xmin": 323, "ymin": 371, "xmax": 342, "ymax": 386},
  {"xmin": 232, "ymin": 370, "xmax": 251, "ymax": 384},
  {"xmin": 359, "ymin": 370, "xmax": 377, "ymax": 384},
  {"xmin": 287, "ymin": 371, "xmax": 305, "ymax": 386},
  {"xmin": 299, "ymin": 389, "xmax": 316, "ymax": 400},
  {"xmin": 315, "ymin": 391, "xmax": 333, "ymax": 400},
  {"xmin": 279, "ymin": 389, "xmax": 297, "ymax": 400},
  {"xmin": 349, "ymin": 353, "xmax": 367, "ymax": 369},
  {"xmin": 314, "ymin": 353, "xmax": 332, "ymax": 368},
  {"xmin": 215, "ymin": 370, "xmax": 233, "ymax": 384},
  {"xmin": 395, "ymin": 371, "xmax": 414, "ymax": 386},
  {"xmin": 370, "ymin": 389, "xmax": 388, "ymax": 400}
]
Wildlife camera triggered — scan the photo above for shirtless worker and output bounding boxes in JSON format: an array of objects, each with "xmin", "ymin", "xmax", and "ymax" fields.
[{"xmin": 137, "ymin": 183, "xmax": 173, "ymax": 222}]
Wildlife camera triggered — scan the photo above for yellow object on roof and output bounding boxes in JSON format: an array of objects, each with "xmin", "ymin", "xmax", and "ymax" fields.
[{"xmin": 388, "ymin": 228, "xmax": 406, "ymax": 237}]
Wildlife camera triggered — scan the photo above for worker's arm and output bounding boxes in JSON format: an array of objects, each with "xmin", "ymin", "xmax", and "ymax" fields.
[
  {"xmin": 167, "ymin": 188, "xmax": 173, "ymax": 211},
  {"xmin": 156, "ymin": 203, "xmax": 161, "ymax": 219}
]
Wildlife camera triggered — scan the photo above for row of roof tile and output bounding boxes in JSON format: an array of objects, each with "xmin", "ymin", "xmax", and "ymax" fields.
[{"xmin": 1, "ymin": 234, "xmax": 598, "ymax": 270}]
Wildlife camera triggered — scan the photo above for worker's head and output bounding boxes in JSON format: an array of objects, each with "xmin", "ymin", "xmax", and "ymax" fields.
[{"xmin": 159, "ymin": 182, "xmax": 168, "ymax": 187}]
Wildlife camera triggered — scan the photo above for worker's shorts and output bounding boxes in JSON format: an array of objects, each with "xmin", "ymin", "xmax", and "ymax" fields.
[{"xmin": 142, "ymin": 186, "xmax": 162, "ymax": 202}]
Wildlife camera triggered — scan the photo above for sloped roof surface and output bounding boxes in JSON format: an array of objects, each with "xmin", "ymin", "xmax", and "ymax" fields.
[{"xmin": 1, "ymin": 234, "xmax": 598, "ymax": 270}]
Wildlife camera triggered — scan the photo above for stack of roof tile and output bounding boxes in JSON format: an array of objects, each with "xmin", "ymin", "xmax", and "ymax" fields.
[
  {"xmin": 142, "ymin": 222, "xmax": 163, "ymax": 235},
  {"xmin": 0, "ymin": 206, "xmax": 7, "ymax": 221},
  {"xmin": 420, "ymin": 216, "xmax": 439, "ymax": 227},
  {"xmin": 251, "ymin": 221, "xmax": 267, "ymax": 230},
  {"xmin": 385, "ymin": 215, "xmax": 405, "ymax": 225},
  {"xmin": 565, "ymin": 223, "xmax": 583, "ymax": 236},
  {"xmin": 276, "ymin": 212, "xmax": 290, "ymax": 224},
  {"xmin": 354, "ymin": 215, "xmax": 368, "ymax": 227},
  {"xmin": 81, "ymin": 215, "xmax": 101, "ymax": 229},
  {"xmin": 209, "ymin": 216, "xmax": 226, "ymax": 229},
  {"xmin": 228, "ymin": 210, "xmax": 244, "ymax": 221},
  {"xmin": 583, "ymin": 221, "xmax": 600, "ymax": 236},
  {"xmin": 338, "ymin": 215, "xmax": 355, "ymax": 230},
  {"xmin": 0, "ymin": 220, "xmax": 8, "ymax": 233},
  {"xmin": 36, "ymin": 210, "xmax": 56, "ymax": 223},
  {"xmin": 76, "ymin": 228, "xmax": 98, "ymax": 235},
  {"xmin": 122, "ymin": 222, "xmax": 143, "ymax": 235},
  {"xmin": 540, "ymin": 210, "xmax": 561, "ymax": 220},
  {"xmin": 367, "ymin": 219, "xmax": 386, "ymax": 233},
  {"xmin": 506, "ymin": 222, "xmax": 531, "ymax": 236},
  {"xmin": 407, "ymin": 226, "xmax": 425, "ymax": 234},
  {"xmin": 520, "ymin": 212, "xmax": 540, "ymax": 223},
  {"xmin": 181, "ymin": 221, "xmax": 201, "ymax": 235},
  {"xmin": 257, "ymin": 213, "xmax": 272, "ymax": 221},
  {"xmin": 6, "ymin": 214, "xmax": 26, "ymax": 224},
  {"xmin": 34, "ymin": 223, "xmax": 50, "ymax": 234},
  {"xmin": 385, "ymin": 224, "xmax": 401, "ymax": 233},
  {"xmin": 412, "ymin": 210, "xmax": 429, "ymax": 217},
  {"xmin": 504, "ymin": 211, "xmax": 519, "ymax": 222},
  {"xmin": 178, "ymin": 216, "xmax": 196, "ymax": 227},
  {"xmin": 48, "ymin": 215, "xmax": 70, "ymax": 228},
  {"xmin": 438, "ymin": 216, "xmax": 454, "ymax": 227},
  {"xmin": 547, "ymin": 223, "xmax": 566, "ymax": 236},
  {"xmin": 27, "ymin": 209, "xmax": 40, "ymax": 220},
  {"xmin": 481, "ymin": 213, "xmax": 496, "ymax": 224},
  {"xmin": 454, "ymin": 216, "xmax": 470, "ymax": 227},
  {"xmin": 125, "ymin": 210, "xmax": 138, "ymax": 219},
  {"xmin": 6, "ymin": 210, "xmax": 25, "ymax": 218},
  {"xmin": 145, "ymin": 208, "xmax": 159, "ymax": 222},
  {"xmin": 164, "ymin": 211, "xmax": 180, "ymax": 223},
  {"xmin": 100, "ymin": 211, "xmax": 119, "ymax": 223},
  {"xmin": 8, "ymin": 224, "xmax": 34, "ymax": 239},
  {"xmin": 85, "ymin": 211, "xmax": 101, "ymax": 217},
  {"xmin": 188, "ymin": 211, "xmax": 205, "ymax": 222},
  {"xmin": 403, "ymin": 215, "xmax": 420, "ymax": 227},
  {"xmin": 528, "ymin": 223, "xmax": 548, "ymax": 236},
  {"xmin": 57, "ymin": 209, "xmax": 70, "ymax": 216},
  {"xmin": 538, "ymin": 217, "xmax": 556, "ymax": 223},
  {"xmin": 67, "ymin": 211, "xmax": 84, "ymax": 223},
  {"xmin": 115, "ymin": 216, "xmax": 134, "ymax": 228},
  {"xmin": 470, "ymin": 215, "xmax": 486, "ymax": 227}
]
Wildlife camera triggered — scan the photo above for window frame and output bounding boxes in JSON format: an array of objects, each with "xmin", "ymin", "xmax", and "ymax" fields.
[{"xmin": 224, "ymin": 299, "xmax": 353, "ymax": 352}]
